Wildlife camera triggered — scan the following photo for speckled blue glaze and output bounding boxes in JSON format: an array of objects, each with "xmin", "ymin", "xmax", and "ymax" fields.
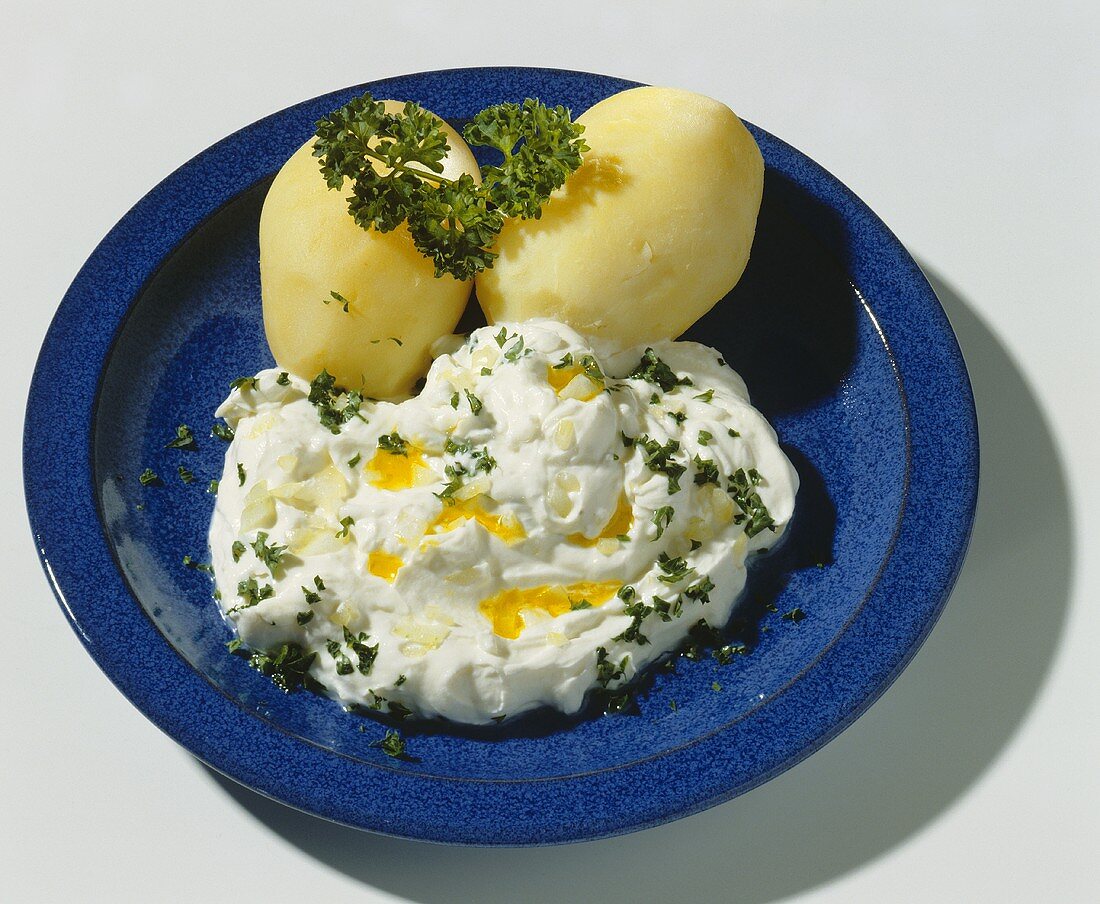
[{"xmin": 24, "ymin": 68, "xmax": 977, "ymax": 844}]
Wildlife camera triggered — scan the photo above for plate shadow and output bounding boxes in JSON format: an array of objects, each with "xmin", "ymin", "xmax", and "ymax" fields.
[{"xmin": 202, "ymin": 265, "xmax": 1073, "ymax": 901}]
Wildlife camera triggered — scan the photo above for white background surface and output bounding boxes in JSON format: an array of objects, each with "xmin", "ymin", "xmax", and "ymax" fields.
[{"xmin": 3, "ymin": 2, "xmax": 1098, "ymax": 901}]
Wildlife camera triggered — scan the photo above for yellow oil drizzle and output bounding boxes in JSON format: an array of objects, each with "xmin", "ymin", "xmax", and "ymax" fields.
[
  {"xmin": 479, "ymin": 581, "xmax": 622, "ymax": 639},
  {"xmin": 366, "ymin": 445, "xmax": 426, "ymax": 490},
  {"xmin": 547, "ymin": 363, "xmax": 582, "ymax": 393},
  {"xmin": 568, "ymin": 492, "xmax": 634, "ymax": 547},
  {"xmin": 367, "ymin": 550, "xmax": 404, "ymax": 582},
  {"xmin": 428, "ymin": 497, "xmax": 526, "ymax": 545}
]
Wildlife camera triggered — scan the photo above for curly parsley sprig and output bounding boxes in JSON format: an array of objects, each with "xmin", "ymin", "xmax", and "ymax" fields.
[{"xmin": 312, "ymin": 92, "xmax": 588, "ymax": 281}]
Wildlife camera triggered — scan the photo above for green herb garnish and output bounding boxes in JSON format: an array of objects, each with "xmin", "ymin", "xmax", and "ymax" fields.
[
  {"xmin": 324, "ymin": 290, "xmax": 351, "ymax": 313},
  {"xmin": 377, "ymin": 432, "xmax": 408, "ymax": 455},
  {"xmin": 237, "ymin": 463, "xmax": 246, "ymax": 486},
  {"xmin": 326, "ymin": 639, "xmax": 353, "ymax": 675},
  {"xmin": 231, "ymin": 642, "xmax": 321, "ymax": 694},
  {"xmin": 463, "ymin": 389, "xmax": 483, "ymax": 415},
  {"xmin": 230, "ymin": 376, "xmax": 258, "ymax": 392},
  {"xmin": 692, "ymin": 455, "xmax": 721, "ymax": 487},
  {"xmin": 231, "ymin": 540, "xmax": 246, "ymax": 562},
  {"xmin": 250, "ymin": 531, "xmax": 287, "ymax": 574},
  {"xmin": 308, "ymin": 369, "xmax": 365, "ymax": 434},
  {"xmin": 177, "ymin": 465, "xmax": 194, "ymax": 484},
  {"xmin": 335, "ymin": 516, "xmax": 354, "ymax": 539},
  {"xmin": 652, "ymin": 505, "xmax": 674, "ymax": 540},
  {"xmin": 627, "ymin": 348, "xmax": 692, "ymax": 392},
  {"xmin": 312, "ymin": 92, "xmax": 587, "ymax": 280},
  {"xmin": 138, "ymin": 468, "xmax": 159, "ymax": 487},
  {"xmin": 371, "ymin": 728, "xmax": 407, "ymax": 759},
  {"xmin": 634, "ymin": 434, "xmax": 686, "ymax": 493},
  {"xmin": 165, "ymin": 424, "xmax": 196, "ymax": 450},
  {"xmin": 727, "ymin": 467, "xmax": 775, "ymax": 537},
  {"xmin": 212, "ymin": 422, "xmax": 234, "ymax": 442}
]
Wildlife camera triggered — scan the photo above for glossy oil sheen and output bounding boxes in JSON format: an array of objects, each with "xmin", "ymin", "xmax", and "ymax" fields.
[{"xmin": 24, "ymin": 68, "xmax": 977, "ymax": 843}]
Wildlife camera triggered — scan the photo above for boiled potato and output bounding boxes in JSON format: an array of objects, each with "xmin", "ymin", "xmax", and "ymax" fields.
[
  {"xmin": 260, "ymin": 101, "xmax": 481, "ymax": 399},
  {"xmin": 475, "ymin": 87, "xmax": 763, "ymax": 348}
]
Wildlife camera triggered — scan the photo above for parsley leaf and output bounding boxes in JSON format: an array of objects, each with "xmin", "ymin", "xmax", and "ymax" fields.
[
  {"xmin": 627, "ymin": 348, "xmax": 692, "ymax": 392},
  {"xmin": 312, "ymin": 92, "xmax": 586, "ymax": 280},
  {"xmin": 250, "ymin": 531, "xmax": 287, "ymax": 574},
  {"xmin": 231, "ymin": 642, "xmax": 321, "ymax": 694},
  {"xmin": 652, "ymin": 505, "xmax": 674, "ymax": 539},
  {"xmin": 138, "ymin": 468, "xmax": 159, "ymax": 487},
  {"xmin": 377, "ymin": 432, "xmax": 408, "ymax": 455},
  {"xmin": 633, "ymin": 434, "xmax": 686, "ymax": 494},
  {"xmin": 165, "ymin": 424, "xmax": 196, "ymax": 450},
  {"xmin": 727, "ymin": 467, "xmax": 775, "ymax": 537},
  {"xmin": 371, "ymin": 728, "xmax": 407, "ymax": 759}
]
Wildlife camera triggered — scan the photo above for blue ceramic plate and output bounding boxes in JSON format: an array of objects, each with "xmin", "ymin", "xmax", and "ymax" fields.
[{"xmin": 24, "ymin": 68, "xmax": 977, "ymax": 845}]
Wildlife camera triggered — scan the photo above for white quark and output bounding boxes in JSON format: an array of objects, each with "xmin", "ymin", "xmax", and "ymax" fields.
[{"xmin": 209, "ymin": 319, "xmax": 797, "ymax": 724}]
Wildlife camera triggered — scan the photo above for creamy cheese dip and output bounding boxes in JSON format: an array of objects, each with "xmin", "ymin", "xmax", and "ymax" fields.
[{"xmin": 209, "ymin": 319, "xmax": 797, "ymax": 723}]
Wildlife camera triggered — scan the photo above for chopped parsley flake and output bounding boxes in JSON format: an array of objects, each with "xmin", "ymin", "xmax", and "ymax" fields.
[
  {"xmin": 165, "ymin": 424, "xmax": 196, "ymax": 450},
  {"xmin": 714, "ymin": 643, "xmax": 747, "ymax": 665},
  {"xmin": 308, "ymin": 370, "xmax": 366, "ymax": 434},
  {"xmin": 692, "ymin": 455, "xmax": 721, "ymax": 487},
  {"xmin": 614, "ymin": 597, "xmax": 654, "ymax": 645},
  {"xmin": 335, "ymin": 516, "xmax": 355, "ymax": 538},
  {"xmin": 276, "ymin": 371, "xmax": 291, "ymax": 385},
  {"xmin": 727, "ymin": 427, "xmax": 740, "ymax": 438},
  {"xmin": 207, "ymin": 479, "xmax": 219, "ymax": 495},
  {"xmin": 652, "ymin": 595, "xmax": 683, "ymax": 621},
  {"xmin": 296, "ymin": 610, "xmax": 314, "ymax": 625},
  {"xmin": 463, "ymin": 389, "xmax": 483, "ymax": 415},
  {"xmin": 503, "ymin": 335, "xmax": 529, "ymax": 362},
  {"xmin": 182, "ymin": 555, "xmax": 214, "ymax": 574},
  {"xmin": 372, "ymin": 728, "xmax": 407, "ymax": 759},
  {"xmin": 377, "ymin": 431, "xmax": 408, "ymax": 455},
  {"xmin": 230, "ymin": 376, "xmax": 258, "ymax": 392},
  {"xmin": 250, "ymin": 531, "xmax": 287, "ymax": 573},
  {"xmin": 231, "ymin": 540, "xmax": 246, "ymax": 562},
  {"xmin": 652, "ymin": 505, "xmax": 674, "ymax": 540},
  {"xmin": 693, "ymin": 389, "xmax": 715, "ymax": 403},
  {"xmin": 657, "ymin": 552, "xmax": 694, "ymax": 584},
  {"xmin": 684, "ymin": 576, "xmax": 715, "ymax": 604},
  {"xmin": 698, "ymin": 430, "xmax": 713, "ymax": 446},
  {"xmin": 343, "ymin": 626, "xmax": 379, "ymax": 675},
  {"xmin": 324, "ymin": 290, "xmax": 351, "ymax": 312},
  {"xmin": 211, "ymin": 422, "xmax": 234, "ymax": 442},
  {"xmin": 230, "ymin": 577, "xmax": 274, "ymax": 613},
  {"xmin": 138, "ymin": 468, "xmax": 159, "ymax": 487},
  {"xmin": 727, "ymin": 467, "xmax": 775, "ymax": 537},
  {"xmin": 326, "ymin": 639, "xmax": 353, "ymax": 675},
  {"xmin": 595, "ymin": 646, "xmax": 629, "ymax": 686},
  {"xmin": 231, "ymin": 642, "xmax": 321, "ymax": 694},
  {"xmin": 553, "ymin": 352, "xmax": 574, "ymax": 369},
  {"xmin": 177, "ymin": 465, "xmax": 194, "ymax": 484},
  {"xmin": 634, "ymin": 434, "xmax": 686, "ymax": 493},
  {"xmin": 449, "ymin": 391, "xmax": 460, "ymax": 409},
  {"xmin": 782, "ymin": 607, "xmax": 807, "ymax": 623},
  {"xmin": 237, "ymin": 463, "xmax": 246, "ymax": 486},
  {"xmin": 347, "ymin": 452, "xmax": 362, "ymax": 467},
  {"xmin": 627, "ymin": 348, "xmax": 692, "ymax": 392}
]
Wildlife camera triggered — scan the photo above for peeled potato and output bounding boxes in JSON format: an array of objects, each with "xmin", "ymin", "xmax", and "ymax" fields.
[
  {"xmin": 260, "ymin": 101, "xmax": 481, "ymax": 399},
  {"xmin": 475, "ymin": 87, "xmax": 763, "ymax": 348}
]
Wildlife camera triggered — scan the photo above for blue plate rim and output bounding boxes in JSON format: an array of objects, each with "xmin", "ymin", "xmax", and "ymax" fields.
[{"xmin": 23, "ymin": 66, "xmax": 978, "ymax": 845}]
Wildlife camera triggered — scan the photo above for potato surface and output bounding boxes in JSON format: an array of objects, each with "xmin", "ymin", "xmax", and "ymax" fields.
[
  {"xmin": 475, "ymin": 87, "xmax": 764, "ymax": 348},
  {"xmin": 260, "ymin": 101, "xmax": 480, "ymax": 399}
]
